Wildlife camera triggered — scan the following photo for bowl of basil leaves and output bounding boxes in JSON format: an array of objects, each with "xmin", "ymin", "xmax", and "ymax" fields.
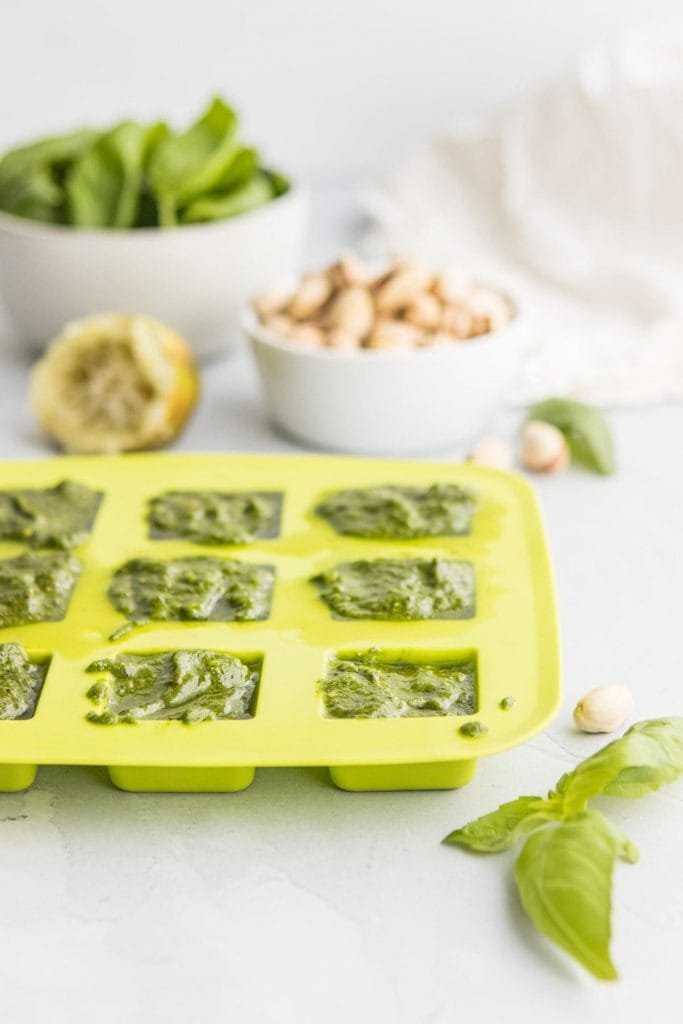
[{"xmin": 0, "ymin": 98, "xmax": 308, "ymax": 359}]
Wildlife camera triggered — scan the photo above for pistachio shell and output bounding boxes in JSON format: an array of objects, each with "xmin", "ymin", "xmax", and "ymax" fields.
[
  {"xmin": 434, "ymin": 265, "xmax": 472, "ymax": 305},
  {"xmin": 403, "ymin": 292, "xmax": 443, "ymax": 330},
  {"xmin": 288, "ymin": 272, "xmax": 332, "ymax": 320},
  {"xmin": 324, "ymin": 286, "xmax": 375, "ymax": 339},
  {"xmin": 262, "ymin": 314, "xmax": 294, "ymax": 337},
  {"xmin": 329, "ymin": 253, "xmax": 369, "ymax": 289},
  {"xmin": 253, "ymin": 287, "xmax": 291, "ymax": 320},
  {"xmin": 441, "ymin": 305, "xmax": 472, "ymax": 340},
  {"xmin": 468, "ymin": 287, "xmax": 513, "ymax": 333},
  {"xmin": 286, "ymin": 323, "xmax": 326, "ymax": 346},
  {"xmin": 366, "ymin": 320, "xmax": 422, "ymax": 350},
  {"xmin": 520, "ymin": 421, "xmax": 569, "ymax": 474},
  {"xmin": 375, "ymin": 261, "xmax": 433, "ymax": 314},
  {"xmin": 467, "ymin": 438, "xmax": 513, "ymax": 470},
  {"xmin": 325, "ymin": 328, "xmax": 361, "ymax": 350}
]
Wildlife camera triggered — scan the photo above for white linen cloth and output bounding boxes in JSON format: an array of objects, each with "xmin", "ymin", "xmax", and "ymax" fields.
[{"xmin": 362, "ymin": 25, "xmax": 683, "ymax": 405}]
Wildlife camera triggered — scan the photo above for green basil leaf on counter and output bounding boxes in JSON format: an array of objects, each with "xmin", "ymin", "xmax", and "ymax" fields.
[
  {"xmin": 443, "ymin": 718, "xmax": 682, "ymax": 979},
  {"xmin": 180, "ymin": 172, "xmax": 275, "ymax": 224},
  {"xmin": 0, "ymin": 129, "xmax": 97, "ymax": 223},
  {"xmin": 66, "ymin": 122, "xmax": 159, "ymax": 229},
  {"xmin": 148, "ymin": 97, "xmax": 239, "ymax": 226},
  {"xmin": 515, "ymin": 810, "xmax": 624, "ymax": 981},
  {"xmin": 528, "ymin": 397, "xmax": 615, "ymax": 475},
  {"xmin": 266, "ymin": 169, "xmax": 291, "ymax": 197},
  {"xmin": 556, "ymin": 717, "xmax": 683, "ymax": 812},
  {"xmin": 443, "ymin": 796, "xmax": 561, "ymax": 852}
]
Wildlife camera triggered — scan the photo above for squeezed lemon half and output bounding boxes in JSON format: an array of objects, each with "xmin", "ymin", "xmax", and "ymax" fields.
[{"xmin": 30, "ymin": 313, "xmax": 200, "ymax": 454}]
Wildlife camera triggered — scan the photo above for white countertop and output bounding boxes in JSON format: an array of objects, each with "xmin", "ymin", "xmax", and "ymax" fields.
[{"xmin": 0, "ymin": 189, "xmax": 681, "ymax": 1024}]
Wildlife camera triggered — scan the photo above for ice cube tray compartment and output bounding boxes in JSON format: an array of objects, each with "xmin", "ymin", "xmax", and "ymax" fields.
[{"xmin": 0, "ymin": 454, "xmax": 561, "ymax": 793}]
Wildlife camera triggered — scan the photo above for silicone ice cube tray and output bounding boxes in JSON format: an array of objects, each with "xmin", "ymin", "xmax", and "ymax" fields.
[{"xmin": 0, "ymin": 453, "xmax": 561, "ymax": 793}]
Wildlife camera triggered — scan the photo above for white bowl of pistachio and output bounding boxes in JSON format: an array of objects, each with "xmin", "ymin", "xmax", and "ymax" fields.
[{"xmin": 244, "ymin": 254, "xmax": 526, "ymax": 454}]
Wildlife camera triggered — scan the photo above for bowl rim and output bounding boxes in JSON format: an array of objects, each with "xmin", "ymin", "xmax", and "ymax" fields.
[
  {"xmin": 241, "ymin": 288, "xmax": 523, "ymax": 364},
  {"xmin": 0, "ymin": 181, "xmax": 306, "ymax": 241}
]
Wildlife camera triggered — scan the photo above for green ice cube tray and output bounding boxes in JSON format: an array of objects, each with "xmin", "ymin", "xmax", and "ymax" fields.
[{"xmin": 0, "ymin": 453, "xmax": 561, "ymax": 793}]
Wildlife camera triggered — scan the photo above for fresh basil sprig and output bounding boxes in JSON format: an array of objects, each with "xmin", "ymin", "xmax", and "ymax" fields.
[
  {"xmin": 443, "ymin": 718, "xmax": 683, "ymax": 980},
  {"xmin": 0, "ymin": 98, "xmax": 289, "ymax": 229},
  {"xmin": 528, "ymin": 397, "xmax": 615, "ymax": 475}
]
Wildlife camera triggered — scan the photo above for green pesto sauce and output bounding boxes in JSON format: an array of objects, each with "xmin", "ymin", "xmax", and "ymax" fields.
[
  {"xmin": 316, "ymin": 483, "xmax": 475, "ymax": 539},
  {"xmin": 459, "ymin": 720, "xmax": 488, "ymax": 738},
  {"xmin": 312, "ymin": 558, "xmax": 475, "ymax": 620},
  {"xmin": 0, "ymin": 551, "xmax": 81, "ymax": 627},
  {"xmin": 148, "ymin": 490, "xmax": 281, "ymax": 545},
  {"xmin": 86, "ymin": 649, "xmax": 259, "ymax": 724},
  {"xmin": 322, "ymin": 651, "xmax": 476, "ymax": 719},
  {"xmin": 0, "ymin": 643, "xmax": 46, "ymax": 719},
  {"xmin": 108, "ymin": 556, "xmax": 274, "ymax": 624},
  {"xmin": 0, "ymin": 480, "xmax": 101, "ymax": 549}
]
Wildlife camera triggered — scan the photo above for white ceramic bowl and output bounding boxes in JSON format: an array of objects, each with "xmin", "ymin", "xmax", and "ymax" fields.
[
  {"xmin": 0, "ymin": 186, "xmax": 308, "ymax": 360},
  {"xmin": 244, "ymin": 299, "xmax": 527, "ymax": 454}
]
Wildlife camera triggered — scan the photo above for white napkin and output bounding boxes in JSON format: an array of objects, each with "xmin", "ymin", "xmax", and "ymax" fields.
[{"xmin": 362, "ymin": 24, "xmax": 683, "ymax": 406}]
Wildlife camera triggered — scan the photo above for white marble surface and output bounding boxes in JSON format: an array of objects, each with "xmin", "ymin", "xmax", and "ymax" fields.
[{"xmin": 0, "ymin": 190, "xmax": 682, "ymax": 1023}]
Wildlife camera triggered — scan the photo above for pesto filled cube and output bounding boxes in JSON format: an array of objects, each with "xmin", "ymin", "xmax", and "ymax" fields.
[
  {"xmin": 315, "ymin": 483, "xmax": 475, "ymax": 538},
  {"xmin": 108, "ymin": 556, "xmax": 275, "ymax": 623},
  {"xmin": 86, "ymin": 649, "xmax": 261, "ymax": 723},
  {"xmin": 0, "ymin": 643, "xmax": 48, "ymax": 720},
  {"xmin": 0, "ymin": 480, "xmax": 102, "ymax": 549},
  {"xmin": 148, "ymin": 490, "xmax": 282, "ymax": 545},
  {"xmin": 322, "ymin": 651, "xmax": 477, "ymax": 719},
  {"xmin": 312, "ymin": 558, "xmax": 475, "ymax": 620},
  {"xmin": 0, "ymin": 551, "xmax": 81, "ymax": 627}
]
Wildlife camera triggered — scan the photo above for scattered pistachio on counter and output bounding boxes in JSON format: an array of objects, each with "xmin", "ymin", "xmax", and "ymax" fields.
[
  {"xmin": 519, "ymin": 420, "xmax": 569, "ymax": 474},
  {"xmin": 573, "ymin": 685, "xmax": 635, "ymax": 734},
  {"xmin": 528, "ymin": 397, "xmax": 616, "ymax": 475},
  {"xmin": 467, "ymin": 438, "xmax": 513, "ymax": 470},
  {"xmin": 254, "ymin": 254, "xmax": 515, "ymax": 350}
]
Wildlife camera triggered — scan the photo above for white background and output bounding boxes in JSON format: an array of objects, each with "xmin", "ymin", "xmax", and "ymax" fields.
[
  {"xmin": 1, "ymin": 0, "xmax": 682, "ymax": 177},
  {"xmin": 1, "ymin": 6, "xmax": 683, "ymax": 1023}
]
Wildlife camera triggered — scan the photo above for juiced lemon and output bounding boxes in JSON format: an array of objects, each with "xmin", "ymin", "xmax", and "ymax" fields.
[{"xmin": 30, "ymin": 314, "xmax": 199, "ymax": 453}]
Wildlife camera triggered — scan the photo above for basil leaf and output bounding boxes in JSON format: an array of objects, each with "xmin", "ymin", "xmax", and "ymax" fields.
[
  {"xmin": 211, "ymin": 146, "xmax": 259, "ymax": 193},
  {"xmin": 0, "ymin": 129, "xmax": 97, "ymax": 222},
  {"xmin": 0, "ymin": 103, "xmax": 288, "ymax": 229},
  {"xmin": 66, "ymin": 122, "xmax": 158, "ymax": 228},
  {"xmin": 0, "ymin": 164, "xmax": 64, "ymax": 223},
  {"xmin": 556, "ymin": 717, "xmax": 683, "ymax": 813},
  {"xmin": 443, "ymin": 796, "xmax": 561, "ymax": 852},
  {"xmin": 515, "ymin": 811, "xmax": 623, "ymax": 980},
  {"xmin": 528, "ymin": 397, "xmax": 615, "ymax": 475},
  {"xmin": 148, "ymin": 97, "xmax": 239, "ymax": 225},
  {"xmin": 266, "ymin": 169, "xmax": 290, "ymax": 197},
  {"xmin": 180, "ymin": 173, "xmax": 275, "ymax": 224}
]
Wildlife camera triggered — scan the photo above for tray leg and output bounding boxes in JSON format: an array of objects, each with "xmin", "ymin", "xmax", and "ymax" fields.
[
  {"xmin": 108, "ymin": 765, "xmax": 256, "ymax": 793},
  {"xmin": 328, "ymin": 759, "xmax": 476, "ymax": 792},
  {"xmin": 0, "ymin": 764, "xmax": 38, "ymax": 792}
]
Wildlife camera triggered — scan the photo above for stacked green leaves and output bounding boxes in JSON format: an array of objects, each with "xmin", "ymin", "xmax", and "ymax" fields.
[
  {"xmin": 0, "ymin": 98, "xmax": 289, "ymax": 229},
  {"xmin": 443, "ymin": 718, "xmax": 683, "ymax": 980}
]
